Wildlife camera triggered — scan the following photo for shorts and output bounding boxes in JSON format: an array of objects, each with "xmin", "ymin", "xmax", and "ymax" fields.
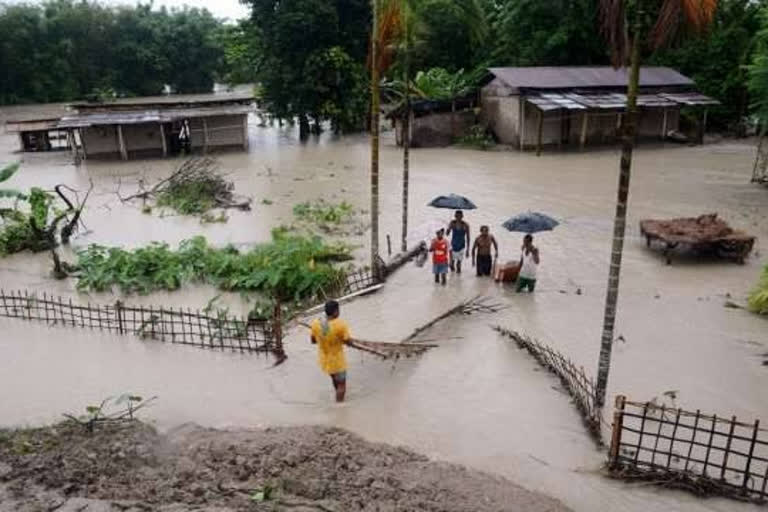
[
  {"xmin": 433, "ymin": 263, "xmax": 449, "ymax": 275},
  {"xmin": 451, "ymin": 250, "xmax": 465, "ymax": 262},
  {"xmin": 516, "ymin": 276, "xmax": 536, "ymax": 292},
  {"xmin": 476, "ymin": 254, "xmax": 493, "ymax": 276},
  {"xmin": 331, "ymin": 371, "xmax": 347, "ymax": 383}
]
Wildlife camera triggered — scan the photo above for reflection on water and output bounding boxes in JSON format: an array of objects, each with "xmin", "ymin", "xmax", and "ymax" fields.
[{"xmin": 0, "ymin": 113, "xmax": 767, "ymax": 512}]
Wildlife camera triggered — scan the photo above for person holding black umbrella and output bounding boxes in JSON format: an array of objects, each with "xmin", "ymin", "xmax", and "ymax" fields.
[{"xmin": 446, "ymin": 210, "xmax": 470, "ymax": 274}]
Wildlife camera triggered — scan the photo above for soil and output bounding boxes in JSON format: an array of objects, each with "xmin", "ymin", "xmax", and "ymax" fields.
[{"xmin": 0, "ymin": 420, "xmax": 570, "ymax": 512}]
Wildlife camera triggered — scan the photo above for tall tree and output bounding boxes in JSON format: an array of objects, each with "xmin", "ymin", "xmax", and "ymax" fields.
[
  {"xmin": 369, "ymin": 0, "xmax": 402, "ymax": 266},
  {"xmin": 748, "ymin": 6, "xmax": 768, "ymax": 182},
  {"xmin": 595, "ymin": 0, "xmax": 717, "ymax": 407},
  {"xmin": 244, "ymin": 0, "xmax": 371, "ymax": 136}
]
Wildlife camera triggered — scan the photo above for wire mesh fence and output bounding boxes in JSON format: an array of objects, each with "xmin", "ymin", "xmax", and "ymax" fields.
[
  {"xmin": 341, "ymin": 267, "xmax": 383, "ymax": 295},
  {"xmin": 0, "ymin": 289, "xmax": 282, "ymax": 357},
  {"xmin": 494, "ymin": 326, "xmax": 601, "ymax": 442},
  {"xmin": 608, "ymin": 396, "xmax": 768, "ymax": 503}
]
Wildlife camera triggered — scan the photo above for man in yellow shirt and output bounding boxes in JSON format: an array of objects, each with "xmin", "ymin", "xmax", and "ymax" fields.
[{"xmin": 310, "ymin": 300, "xmax": 351, "ymax": 402}]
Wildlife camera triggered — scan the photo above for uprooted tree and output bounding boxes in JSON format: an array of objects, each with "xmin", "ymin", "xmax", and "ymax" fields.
[
  {"xmin": 118, "ymin": 157, "xmax": 252, "ymax": 219},
  {"xmin": 0, "ymin": 162, "xmax": 91, "ymax": 276}
]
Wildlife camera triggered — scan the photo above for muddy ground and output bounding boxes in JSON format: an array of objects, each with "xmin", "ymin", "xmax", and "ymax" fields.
[{"xmin": 0, "ymin": 420, "xmax": 569, "ymax": 512}]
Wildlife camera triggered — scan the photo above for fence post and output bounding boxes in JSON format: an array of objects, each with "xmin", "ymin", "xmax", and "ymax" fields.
[
  {"xmin": 743, "ymin": 419, "xmax": 760, "ymax": 495},
  {"xmin": 273, "ymin": 298, "xmax": 286, "ymax": 362},
  {"xmin": 609, "ymin": 395, "xmax": 626, "ymax": 468},
  {"xmin": 115, "ymin": 300, "xmax": 124, "ymax": 335}
]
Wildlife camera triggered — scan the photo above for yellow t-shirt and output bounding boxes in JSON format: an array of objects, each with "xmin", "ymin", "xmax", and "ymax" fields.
[{"xmin": 311, "ymin": 317, "xmax": 350, "ymax": 375}]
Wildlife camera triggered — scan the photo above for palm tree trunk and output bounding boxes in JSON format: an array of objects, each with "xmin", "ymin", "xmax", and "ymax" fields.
[
  {"xmin": 401, "ymin": 59, "xmax": 411, "ymax": 252},
  {"xmin": 370, "ymin": 0, "xmax": 381, "ymax": 268},
  {"xmin": 595, "ymin": 28, "xmax": 641, "ymax": 408},
  {"xmin": 752, "ymin": 125, "xmax": 768, "ymax": 183}
]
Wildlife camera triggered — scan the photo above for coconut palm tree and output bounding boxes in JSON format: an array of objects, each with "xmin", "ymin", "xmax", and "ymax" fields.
[
  {"xmin": 595, "ymin": 0, "xmax": 716, "ymax": 407},
  {"xmin": 369, "ymin": 0, "xmax": 402, "ymax": 268}
]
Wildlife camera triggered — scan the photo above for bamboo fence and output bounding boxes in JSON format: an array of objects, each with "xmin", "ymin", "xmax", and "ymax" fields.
[
  {"xmin": 494, "ymin": 326, "xmax": 602, "ymax": 442},
  {"xmin": 608, "ymin": 396, "xmax": 768, "ymax": 503},
  {"xmin": 0, "ymin": 289, "xmax": 282, "ymax": 357}
]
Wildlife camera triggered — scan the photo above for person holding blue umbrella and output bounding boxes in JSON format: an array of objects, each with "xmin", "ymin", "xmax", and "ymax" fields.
[{"xmin": 516, "ymin": 234, "xmax": 540, "ymax": 293}]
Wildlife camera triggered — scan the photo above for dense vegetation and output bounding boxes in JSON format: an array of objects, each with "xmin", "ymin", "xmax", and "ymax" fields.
[
  {"xmin": 0, "ymin": 1, "xmax": 224, "ymax": 103},
  {"xmin": 1, "ymin": 0, "xmax": 767, "ymax": 131},
  {"xmin": 75, "ymin": 231, "xmax": 353, "ymax": 301}
]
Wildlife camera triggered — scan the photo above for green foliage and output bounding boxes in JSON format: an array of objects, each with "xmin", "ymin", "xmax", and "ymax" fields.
[
  {"xmin": 749, "ymin": 264, "xmax": 768, "ymax": 314},
  {"xmin": 491, "ymin": 0, "xmax": 605, "ymax": 67},
  {"xmin": 456, "ymin": 125, "xmax": 495, "ymax": 150},
  {"xmin": 157, "ymin": 181, "xmax": 216, "ymax": 216},
  {"xmin": 250, "ymin": 484, "xmax": 276, "ymax": 502},
  {"xmin": 748, "ymin": 6, "xmax": 768, "ymax": 126},
  {"xmin": 75, "ymin": 232, "xmax": 353, "ymax": 302},
  {"xmin": 0, "ymin": 162, "xmax": 25, "ymax": 201},
  {"xmin": 0, "ymin": 210, "xmax": 36, "ymax": 256},
  {"xmin": 293, "ymin": 200, "xmax": 354, "ymax": 225},
  {"xmin": 243, "ymin": 0, "xmax": 371, "ymax": 132},
  {"xmin": 654, "ymin": 0, "xmax": 764, "ymax": 130},
  {"xmin": 29, "ymin": 188, "xmax": 52, "ymax": 231},
  {"xmin": 0, "ymin": 1, "xmax": 225, "ymax": 104},
  {"xmin": 411, "ymin": 67, "xmax": 484, "ymax": 101}
]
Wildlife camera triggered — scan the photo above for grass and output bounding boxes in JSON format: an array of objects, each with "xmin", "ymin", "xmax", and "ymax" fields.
[{"xmin": 74, "ymin": 230, "xmax": 353, "ymax": 302}]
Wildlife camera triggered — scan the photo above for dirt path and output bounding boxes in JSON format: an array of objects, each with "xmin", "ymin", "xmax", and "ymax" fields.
[{"xmin": 0, "ymin": 421, "xmax": 569, "ymax": 512}]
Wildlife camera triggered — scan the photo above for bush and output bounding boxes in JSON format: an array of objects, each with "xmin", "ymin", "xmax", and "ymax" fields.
[
  {"xmin": 748, "ymin": 265, "xmax": 768, "ymax": 314},
  {"xmin": 75, "ymin": 231, "xmax": 353, "ymax": 302},
  {"xmin": 456, "ymin": 125, "xmax": 495, "ymax": 150}
]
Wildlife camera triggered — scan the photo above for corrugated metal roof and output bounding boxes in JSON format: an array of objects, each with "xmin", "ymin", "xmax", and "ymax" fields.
[
  {"xmin": 659, "ymin": 92, "xmax": 721, "ymax": 106},
  {"xmin": 526, "ymin": 90, "xmax": 719, "ymax": 112},
  {"xmin": 71, "ymin": 90, "xmax": 254, "ymax": 109},
  {"xmin": 56, "ymin": 105, "xmax": 255, "ymax": 128},
  {"xmin": 489, "ymin": 66, "xmax": 694, "ymax": 90}
]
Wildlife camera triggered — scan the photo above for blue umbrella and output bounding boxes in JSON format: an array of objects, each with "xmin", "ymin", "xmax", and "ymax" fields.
[
  {"xmin": 502, "ymin": 212, "xmax": 559, "ymax": 233},
  {"xmin": 428, "ymin": 194, "xmax": 477, "ymax": 210}
]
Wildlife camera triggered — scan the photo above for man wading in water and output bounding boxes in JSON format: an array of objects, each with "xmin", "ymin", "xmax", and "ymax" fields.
[
  {"xmin": 472, "ymin": 225, "xmax": 498, "ymax": 277},
  {"xmin": 517, "ymin": 234, "xmax": 540, "ymax": 292},
  {"xmin": 310, "ymin": 300, "xmax": 351, "ymax": 402},
  {"xmin": 446, "ymin": 210, "xmax": 470, "ymax": 274}
]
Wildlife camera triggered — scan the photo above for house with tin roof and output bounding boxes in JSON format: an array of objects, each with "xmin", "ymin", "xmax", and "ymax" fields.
[{"xmin": 481, "ymin": 66, "xmax": 719, "ymax": 153}]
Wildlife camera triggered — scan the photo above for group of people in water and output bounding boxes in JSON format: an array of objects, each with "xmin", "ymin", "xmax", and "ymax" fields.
[
  {"xmin": 310, "ymin": 209, "xmax": 542, "ymax": 403},
  {"xmin": 429, "ymin": 210, "xmax": 540, "ymax": 292}
]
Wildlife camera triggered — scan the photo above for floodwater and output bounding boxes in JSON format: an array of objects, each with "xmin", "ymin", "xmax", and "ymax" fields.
[{"xmin": 1, "ymin": 115, "xmax": 768, "ymax": 512}]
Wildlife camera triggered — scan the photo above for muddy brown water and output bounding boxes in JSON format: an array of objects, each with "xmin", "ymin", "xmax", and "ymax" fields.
[{"xmin": 1, "ymin": 116, "xmax": 767, "ymax": 511}]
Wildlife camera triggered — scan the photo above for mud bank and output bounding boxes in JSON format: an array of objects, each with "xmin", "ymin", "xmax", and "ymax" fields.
[{"xmin": 0, "ymin": 420, "xmax": 569, "ymax": 512}]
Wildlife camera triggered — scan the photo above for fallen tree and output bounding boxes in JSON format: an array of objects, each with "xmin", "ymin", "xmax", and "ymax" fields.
[{"xmin": 119, "ymin": 157, "xmax": 252, "ymax": 216}]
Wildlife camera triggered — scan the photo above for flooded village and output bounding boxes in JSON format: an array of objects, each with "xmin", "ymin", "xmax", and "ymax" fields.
[{"xmin": 2, "ymin": 1, "xmax": 768, "ymax": 511}]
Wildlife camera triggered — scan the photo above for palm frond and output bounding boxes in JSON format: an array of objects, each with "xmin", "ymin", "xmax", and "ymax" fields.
[
  {"xmin": 599, "ymin": 0, "xmax": 630, "ymax": 68},
  {"xmin": 650, "ymin": 0, "xmax": 717, "ymax": 50},
  {"xmin": 369, "ymin": 0, "xmax": 404, "ymax": 75},
  {"xmin": 0, "ymin": 162, "xmax": 20, "ymax": 183}
]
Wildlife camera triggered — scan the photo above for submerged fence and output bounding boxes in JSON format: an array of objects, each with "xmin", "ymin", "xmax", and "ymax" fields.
[
  {"xmin": 608, "ymin": 396, "xmax": 768, "ymax": 503},
  {"xmin": 494, "ymin": 327, "xmax": 602, "ymax": 442},
  {"xmin": 0, "ymin": 289, "xmax": 282, "ymax": 356}
]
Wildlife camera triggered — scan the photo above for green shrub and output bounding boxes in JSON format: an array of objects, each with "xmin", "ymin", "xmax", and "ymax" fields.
[
  {"xmin": 75, "ymin": 231, "xmax": 353, "ymax": 302},
  {"xmin": 748, "ymin": 265, "xmax": 768, "ymax": 314}
]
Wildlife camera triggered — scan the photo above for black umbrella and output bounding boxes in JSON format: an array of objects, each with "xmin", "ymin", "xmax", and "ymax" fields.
[
  {"xmin": 428, "ymin": 194, "xmax": 477, "ymax": 210},
  {"xmin": 502, "ymin": 212, "xmax": 559, "ymax": 234}
]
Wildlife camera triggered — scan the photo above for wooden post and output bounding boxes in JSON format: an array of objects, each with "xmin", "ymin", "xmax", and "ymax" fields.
[
  {"xmin": 117, "ymin": 124, "xmax": 128, "ymax": 160},
  {"xmin": 78, "ymin": 128, "xmax": 87, "ymax": 160},
  {"xmin": 18, "ymin": 133, "xmax": 25, "ymax": 152},
  {"xmin": 242, "ymin": 114, "xmax": 249, "ymax": 150},
  {"xmin": 519, "ymin": 97, "xmax": 526, "ymax": 151},
  {"xmin": 609, "ymin": 395, "xmax": 626, "ymax": 468},
  {"xmin": 616, "ymin": 113, "xmax": 622, "ymax": 139},
  {"xmin": 743, "ymin": 420, "xmax": 760, "ymax": 494},
  {"xmin": 386, "ymin": 234, "xmax": 392, "ymax": 256},
  {"xmin": 202, "ymin": 118, "xmax": 209, "ymax": 154},
  {"xmin": 273, "ymin": 299, "xmax": 285, "ymax": 362},
  {"xmin": 159, "ymin": 123, "xmax": 167, "ymax": 157},
  {"xmin": 557, "ymin": 110, "xmax": 563, "ymax": 150},
  {"xmin": 580, "ymin": 112, "xmax": 589, "ymax": 151},
  {"xmin": 699, "ymin": 108, "xmax": 708, "ymax": 144},
  {"xmin": 115, "ymin": 300, "xmax": 124, "ymax": 335},
  {"xmin": 536, "ymin": 109, "xmax": 543, "ymax": 157},
  {"xmin": 661, "ymin": 108, "xmax": 668, "ymax": 140}
]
